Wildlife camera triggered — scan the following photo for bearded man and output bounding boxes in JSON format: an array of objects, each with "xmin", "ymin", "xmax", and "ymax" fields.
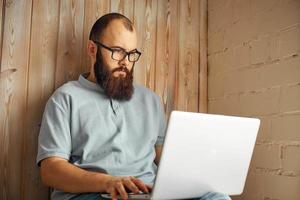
[{"xmin": 37, "ymin": 13, "xmax": 231, "ymax": 200}]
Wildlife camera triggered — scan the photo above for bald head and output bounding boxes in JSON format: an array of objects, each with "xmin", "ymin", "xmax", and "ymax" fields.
[{"xmin": 89, "ymin": 13, "xmax": 135, "ymax": 42}]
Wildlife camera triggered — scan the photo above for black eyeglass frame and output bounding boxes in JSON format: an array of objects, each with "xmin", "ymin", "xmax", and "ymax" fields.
[{"xmin": 93, "ymin": 41, "xmax": 142, "ymax": 62}]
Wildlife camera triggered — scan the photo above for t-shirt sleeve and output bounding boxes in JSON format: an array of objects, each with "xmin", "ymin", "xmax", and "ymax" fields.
[
  {"xmin": 155, "ymin": 96, "xmax": 167, "ymax": 146},
  {"xmin": 36, "ymin": 93, "xmax": 72, "ymax": 166}
]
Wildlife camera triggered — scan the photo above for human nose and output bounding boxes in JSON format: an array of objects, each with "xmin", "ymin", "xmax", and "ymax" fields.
[{"xmin": 118, "ymin": 54, "xmax": 130, "ymax": 67}]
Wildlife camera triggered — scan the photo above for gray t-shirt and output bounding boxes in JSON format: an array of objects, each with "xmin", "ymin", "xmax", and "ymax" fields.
[{"xmin": 37, "ymin": 73, "xmax": 166, "ymax": 200}]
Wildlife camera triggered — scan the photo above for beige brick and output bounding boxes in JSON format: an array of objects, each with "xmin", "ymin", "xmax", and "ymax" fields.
[
  {"xmin": 271, "ymin": 113, "xmax": 300, "ymax": 141},
  {"xmin": 223, "ymin": 67, "xmax": 260, "ymax": 94},
  {"xmin": 222, "ymin": 72, "xmax": 241, "ymax": 94},
  {"xmin": 256, "ymin": 116, "xmax": 272, "ymax": 141},
  {"xmin": 208, "ymin": 74, "xmax": 225, "ymax": 98},
  {"xmin": 257, "ymin": 57, "xmax": 300, "ymax": 89},
  {"xmin": 208, "ymin": 30, "xmax": 225, "ymax": 54},
  {"xmin": 241, "ymin": 172, "xmax": 300, "ymax": 200},
  {"xmin": 250, "ymin": 4, "xmax": 281, "ymax": 36},
  {"xmin": 279, "ymin": 26, "xmax": 300, "ymax": 58},
  {"xmin": 279, "ymin": 0, "xmax": 300, "ymax": 29},
  {"xmin": 280, "ymin": 83, "xmax": 300, "ymax": 112},
  {"xmin": 208, "ymin": 53, "xmax": 221, "ymax": 76},
  {"xmin": 223, "ymin": 71, "xmax": 241, "ymax": 94},
  {"xmin": 208, "ymin": 9, "xmax": 219, "ymax": 33},
  {"xmin": 224, "ymin": 18, "xmax": 255, "ymax": 49},
  {"xmin": 283, "ymin": 146, "xmax": 300, "ymax": 172},
  {"xmin": 250, "ymin": 35, "xmax": 270, "ymax": 64},
  {"xmin": 208, "ymin": 0, "xmax": 229, "ymax": 11},
  {"xmin": 208, "ymin": 48, "xmax": 234, "ymax": 76},
  {"xmin": 270, "ymin": 33, "xmax": 280, "ymax": 61},
  {"xmin": 208, "ymin": 1, "xmax": 234, "ymax": 33},
  {"xmin": 207, "ymin": 0, "xmax": 218, "ymax": 11},
  {"xmin": 209, "ymin": 64, "xmax": 261, "ymax": 99},
  {"xmin": 232, "ymin": 0, "xmax": 251, "ymax": 22},
  {"xmin": 232, "ymin": 43, "xmax": 250, "ymax": 68},
  {"xmin": 208, "ymin": 54, "xmax": 215, "ymax": 74},
  {"xmin": 251, "ymin": 0, "xmax": 280, "ymax": 15},
  {"xmin": 239, "ymin": 87, "xmax": 281, "ymax": 116},
  {"xmin": 251, "ymin": 144, "xmax": 281, "ymax": 169},
  {"xmin": 208, "ymin": 94, "xmax": 241, "ymax": 116}
]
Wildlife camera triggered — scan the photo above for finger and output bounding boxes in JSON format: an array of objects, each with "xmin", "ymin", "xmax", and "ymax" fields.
[
  {"xmin": 115, "ymin": 181, "xmax": 128, "ymax": 200},
  {"xmin": 146, "ymin": 184, "xmax": 153, "ymax": 192},
  {"xmin": 110, "ymin": 188, "xmax": 118, "ymax": 200},
  {"xmin": 123, "ymin": 178, "xmax": 140, "ymax": 194},
  {"xmin": 131, "ymin": 178, "xmax": 149, "ymax": 193}
]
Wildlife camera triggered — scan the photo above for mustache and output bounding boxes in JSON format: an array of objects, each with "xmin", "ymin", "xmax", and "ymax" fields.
[{"xmin": 111, "ymin": 66, "xmax": 130, "ymax": 74}]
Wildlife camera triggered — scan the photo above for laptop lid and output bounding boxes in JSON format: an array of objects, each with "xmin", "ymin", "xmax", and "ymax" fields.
[{"xmin": 151, "ymin": 111, "xmax": 260, "ymax": 200}]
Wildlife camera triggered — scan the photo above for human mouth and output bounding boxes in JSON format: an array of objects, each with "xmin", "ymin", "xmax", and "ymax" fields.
[{"xmin": 113, "ymin": 71, "xmax": 126, "ymax": 77}]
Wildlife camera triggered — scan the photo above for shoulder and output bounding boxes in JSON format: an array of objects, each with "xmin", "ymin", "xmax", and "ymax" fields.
[
  {"xmin": 131, "ymin": 84, "xmax": 163, "ymax": 112},
  {"xmin": 46, "ymin": 80, "xmax": 82, "ymax": 111},
  {"xmin": 134, "ymin": 84, "xmax": 159, "ymax": 98},
  {"xmin": 55, "ymin": 80, "xmax": 83, "ymax": 96},
  {"xmin": 133, "ymin": 84, "xmax": 161, "ymax": 103}
]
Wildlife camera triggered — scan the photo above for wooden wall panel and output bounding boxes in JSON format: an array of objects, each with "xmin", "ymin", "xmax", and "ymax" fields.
[
  {"xmin": 0, "ymin": 1, "xmax": 207, "ymax": 199},
  {"xmin": 133, "ymin": 0, "xmax": 157, "ymax": 89},
  {"xmin": 55, "ymin": 0, "xmax": 85, "ymax": 88},
  {"xmin": 177, "ymin": 0, "xmax": 200, "ymax": 112},
  {"xmin": 22, "ymin": 1, "xmax": 60, "ymax": 199},
  {"xmin": 0, "ymin": 0, "xmax": 32, "ymax": 199},
  {"xmin": 155, "ymin": 0, "xmax": 179, "ymax": 117},
  {"xmin": 110, "ymin": 0, "xmax": 134, "ymax": 21},
  {"xmin": 0, "ymin": 0, "xmax": 6, "ymax": 142},
  {"xmin": 0, "ymin": 0, "xmax": 3, "ymax": 66},
  {"xmin": 199, "ymin": 0, "xmax": 208, "ymax": 113},
  {"xmin": 81, "ymin": 0, "xmax": 111, "ymax": 73}
]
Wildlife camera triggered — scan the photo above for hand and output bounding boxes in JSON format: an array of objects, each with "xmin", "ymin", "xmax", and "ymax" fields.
[{"xmin": 104, "ymin": 176, "xmax": 152, "ymax": 200}]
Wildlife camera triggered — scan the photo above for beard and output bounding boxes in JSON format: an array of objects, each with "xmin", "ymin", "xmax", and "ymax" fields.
[{"xmin": 93, "ymin": 50, "xmax": 134, "ymax": 101}]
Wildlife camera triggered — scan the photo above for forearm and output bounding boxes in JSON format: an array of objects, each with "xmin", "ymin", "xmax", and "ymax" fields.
[
  {"xmin": 40, "ymin": 157, "xmax": 111, "ymax": 193},
  {"xmin": 154, "ymin": 146, "xmax": 162, "ymax": 165}
]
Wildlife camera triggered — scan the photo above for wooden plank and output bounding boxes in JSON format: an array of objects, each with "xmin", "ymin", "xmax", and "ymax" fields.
[
  {"xmin": 155, "ymin": 0, "xmax": 179, "ymax": 117},
  {"xmin": 199, "ymin": 0, "xmax": 208, "ymax": 113},
  {"xmin": 55, "ymin": 0, "xmax": 85, "ymax": 88},
  {"xmin": 81, "ymin": 0, "xmax": 110, "ymax": 73},
  {"xmin": 0, "ymin": 69, "xmax": 17, "ymax": 200},
  {"xmin": 110, "ymin": 0, "xmax": 134, "ymax": 21},
  {"xmin": 0, "ymin": 0, "xmax": 4, "ymax": 70},
  {"xmin": 0, "ymin": 0, "xmax": 32, "ymax": 199},
  {"xmin": 177, "ymin": 0, "xmax": 200, "ymax": 112},
  {"xmin": 0, "ymin": 68, "xmax": 17, "ymax": 80},
  {"xmin": 21, "ymin": 1, "xmax": 60, "ymax": 199},
  {"xmin": 133, "ymin": 0, "xmax": 158, "ymax": 89}
]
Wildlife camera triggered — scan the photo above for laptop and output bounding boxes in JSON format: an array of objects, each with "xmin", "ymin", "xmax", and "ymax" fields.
[{"xmin": 101, "ymin": 111, "xmax": 260, "ymax": 200}]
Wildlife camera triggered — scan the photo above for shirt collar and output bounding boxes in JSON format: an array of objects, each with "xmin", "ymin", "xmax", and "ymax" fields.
[{"xmin": 78, "ymin": 73, "xmax": 104, "ymax": 93}]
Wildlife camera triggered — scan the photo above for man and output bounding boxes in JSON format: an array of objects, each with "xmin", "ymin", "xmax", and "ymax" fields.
[{"xmin": 37, "ymin": 13, "xmax": 231, "ymax": 200}]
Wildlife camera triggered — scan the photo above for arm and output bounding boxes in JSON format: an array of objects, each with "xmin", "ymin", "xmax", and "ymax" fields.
[
  {"xmin": 154, "ymin": 146, "xmax": 163, "ymax": 165},
  {"xmin": 40, "ymin": 157, "xmax": 150, "ymax": 200},
  {"xmin": 40, "ymin": 157, "xmax": 110, "ymax": 193}
]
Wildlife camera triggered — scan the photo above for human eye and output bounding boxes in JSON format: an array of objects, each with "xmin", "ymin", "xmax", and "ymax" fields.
[
  {"xmin": 129, "ymin": 51, "xmax": 141, "ymax": 61},
  {"xmin": 111, "ymin": 48, "xmax": 126, "ymax": 60},
  {"xmin": 111, "ymin": 48, "xmax": 124, "ymax": 52}
]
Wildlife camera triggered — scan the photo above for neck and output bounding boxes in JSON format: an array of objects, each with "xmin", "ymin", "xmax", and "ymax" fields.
[{"xmin": 87, "ymin": 71, "xmax": 97, "ymax": 83}]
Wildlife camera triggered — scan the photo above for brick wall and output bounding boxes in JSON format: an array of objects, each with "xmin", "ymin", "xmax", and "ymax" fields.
[{"xmin": 207, "ymin": 0, "xmax": 300, "ymax": 199}]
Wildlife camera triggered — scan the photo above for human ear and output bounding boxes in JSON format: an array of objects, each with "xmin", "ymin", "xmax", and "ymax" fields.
[{"xmin": 87, "ymin": 40, "xmax": 97, "ymax": 57}]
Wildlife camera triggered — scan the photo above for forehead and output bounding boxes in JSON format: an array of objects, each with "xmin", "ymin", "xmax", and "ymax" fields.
[{"xmin": 100, "ymin": 20, "xmax": 137, "ymax": 51}]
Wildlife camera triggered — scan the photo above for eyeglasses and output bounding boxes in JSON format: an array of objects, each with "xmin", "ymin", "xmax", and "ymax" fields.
[{"xmin": 93, "ymin": 41, "xmax": 141, "ymax": 62}]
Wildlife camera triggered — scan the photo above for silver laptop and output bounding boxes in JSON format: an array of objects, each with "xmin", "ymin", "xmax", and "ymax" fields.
[{"xmin": 102, "ymin": 111, "xmax": 260, "ymax": 200}]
